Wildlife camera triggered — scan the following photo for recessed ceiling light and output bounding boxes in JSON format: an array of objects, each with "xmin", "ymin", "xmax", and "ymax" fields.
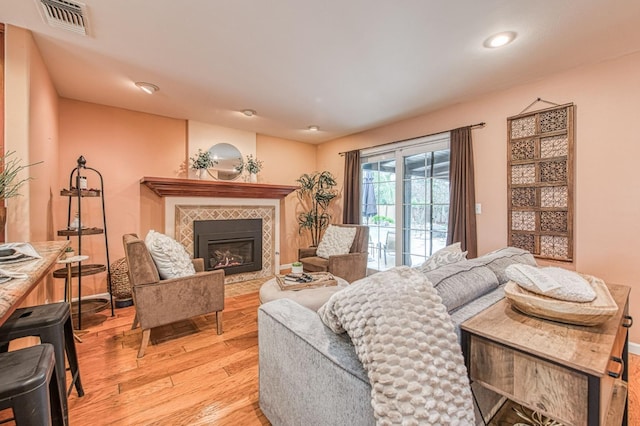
[
  {"xmin": 242, "ymin": 109, "xmax": 257, "ymax": 117},
  {"xmin": 308, "ymin": 125, "xmax": 319, "ymax": 132},
  {"xmin": 483, "ymin": 31, "xmax": 517, "ymax": 48},
  {"xmin": 135, "ymin": 82, "xmax": 159, "ymax": 94}
]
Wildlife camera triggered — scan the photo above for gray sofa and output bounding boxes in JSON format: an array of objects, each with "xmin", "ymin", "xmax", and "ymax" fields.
[{"xmin": 258, "ymin": 247, "xmax": 536, "ymax": 426}]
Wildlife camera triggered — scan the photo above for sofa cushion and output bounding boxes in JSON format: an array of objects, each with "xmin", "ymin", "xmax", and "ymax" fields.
[
  {"xmin": 423, "ymin": 260, "xmax": 499, "ymax": 312},
  {"xmin": 144, "ymin": 230, "xmax": 196, "ymax": 279},
  {"xmin": 300, "ymin": 256, "xmax": 329, "ymax": 272},
  {"xmin": 415, "ymin": 242, "xmax": 467, "ymax": 273},
  {"xmin": 316, "ymin": 225, "xmax": 357, "ymax": 259}
]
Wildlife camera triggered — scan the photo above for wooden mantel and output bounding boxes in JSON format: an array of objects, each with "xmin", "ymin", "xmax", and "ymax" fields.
[{"xmin": 140, "ymin": 176, "xmax": 297, "ymax": 199}]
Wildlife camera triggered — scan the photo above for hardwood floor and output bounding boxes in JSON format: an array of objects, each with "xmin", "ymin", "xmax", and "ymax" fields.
[
  {"xmin": 66, "ymin": 282, "xmax": 269, "ymax": 425},
  {"xmin": 2, "ymin": 280, "xmax": 639, "ymax": 425}
]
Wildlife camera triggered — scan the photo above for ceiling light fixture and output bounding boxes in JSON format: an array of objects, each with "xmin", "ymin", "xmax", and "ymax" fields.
[
  {"xmin": 308, "ymin": 125, "xmax": 319, "ymax": 132},
  {"xmin": 483, "ymin": 31, "xmax": 517, "ymax": 48},
  {"xmin": 242, "ymin": 109, "xmax": 257, "ymax": 117},
  {"xmin": 135, "ymin": 82, "xmax": 159, "ymax": 94}
]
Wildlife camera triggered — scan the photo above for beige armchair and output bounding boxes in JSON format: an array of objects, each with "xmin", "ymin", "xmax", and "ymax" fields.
[
  {"xmin": 122, "ymin": 234, "xmax": 225, "ymax": 358},
  {"xmin": 298, "ymin": 225, "xmax": 369, "ymax": 283}
]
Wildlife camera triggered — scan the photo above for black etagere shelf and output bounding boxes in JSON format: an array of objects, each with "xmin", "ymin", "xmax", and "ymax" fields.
[{"xmin": 54, "ymin": 156, "xmax": 113, "ymax": 329}]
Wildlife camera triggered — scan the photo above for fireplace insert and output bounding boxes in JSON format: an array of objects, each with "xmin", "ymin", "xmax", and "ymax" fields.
[{"xmin": 194, "ymin": 219, "xmax": 262, "ymax": 275}]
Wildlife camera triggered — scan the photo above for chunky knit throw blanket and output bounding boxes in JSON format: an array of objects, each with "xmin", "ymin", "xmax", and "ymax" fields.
[{"xmin": 318, "ymin": 266, "xmax": 475, "ymax": 426}]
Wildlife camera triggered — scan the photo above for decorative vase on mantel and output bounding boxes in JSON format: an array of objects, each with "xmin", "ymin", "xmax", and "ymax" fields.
[
  {"xmin": 195, "ymin": 169, "xmax": 206, "ymax": 180},
  {"xmin": 249, "ymin": 173, "xmax": 258, "ymax": 183}
]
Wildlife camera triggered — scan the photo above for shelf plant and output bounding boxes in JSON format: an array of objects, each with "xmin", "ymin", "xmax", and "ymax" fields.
[{"xmin": 296, "ymin": 171, "xmax": 337, "ymax": 246}]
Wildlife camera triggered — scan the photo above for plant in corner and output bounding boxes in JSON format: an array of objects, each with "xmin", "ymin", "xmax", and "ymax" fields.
[
  {"xmin": 296, "ymin": 171, "xmax": 337, "ymax": 247},
  {"xmin": 0, "ymin": 151, "xmax": 42, "ymax": 233}
]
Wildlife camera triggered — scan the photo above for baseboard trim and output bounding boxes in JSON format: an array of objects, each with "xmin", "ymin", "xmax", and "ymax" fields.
[
  {"xmin": 280, "ymin": 263, "xmax": 292, "ymax": 271},
  {"xmin": 629, "ymin": 342, "xmax": 640, "ymax": 355}
]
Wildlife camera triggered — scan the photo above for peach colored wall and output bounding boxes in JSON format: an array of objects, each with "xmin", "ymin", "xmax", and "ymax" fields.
[
  {"xmin": 58, "ymin": 99, "xmax": 186, "ymax": 297},
  {"xmin": 5, "ymin": 25, "xmax": 33, "ymax": 243},
  {"xmin": 28, "ymin": 33, "xmax": 59, "ymax": 244},
  {"xmin": 5, "ymin": 25, "xmax": 59, "ymax": 305},
  {"xmin": 27, "ymin": 29, "xmax": 59, "ymax": 303},
  {"xmin": 319, "ymin": 52, "xmax": 640, "ymax": 342},
  {"xmin": 256, "ymin": 134, "xmax": 317, "ymax": 263}
]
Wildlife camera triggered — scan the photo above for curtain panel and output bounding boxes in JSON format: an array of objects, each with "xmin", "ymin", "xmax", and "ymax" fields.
[
  {"xmin": 342, "ymin": 150, "xmax": 360, "ymax": 224},
  {"xmin": 447, "ymin": 127, "xmax": 478, "ymax": 258}
]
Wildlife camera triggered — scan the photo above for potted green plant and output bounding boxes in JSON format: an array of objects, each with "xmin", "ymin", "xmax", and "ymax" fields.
[
  {"xmin": 296, "ymin": 171, "xmax": 337, "ymax": 246},
  {"xmin": 291, "ymin": 261, "xmax": 303, "ymax": 274},
  {"xmin": 189, "ymin": 149, "xmax": 216, "ymax": 179},
  {"xmin": 64, "ymin": 246, "xmax": 75, "ymax": 259},
  {"xmin": 240, "ymin": 154, "xmax": 263, "ymax": 182},
  {"xmin": 0, "ymin": 151, "xmax": 42, "ymax": 234}
]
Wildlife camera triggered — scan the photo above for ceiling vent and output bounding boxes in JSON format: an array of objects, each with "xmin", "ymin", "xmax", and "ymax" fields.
[{"xmin": 36, "ymin": 0, "xmax": 89, "ymax": 36}]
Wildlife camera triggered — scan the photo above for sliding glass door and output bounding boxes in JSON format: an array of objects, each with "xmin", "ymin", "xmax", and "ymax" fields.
[
  {"xmin": 361, "ymin": 134, "xmax": 450, "ymax": 272},
  {"xmin": 402, "ymin": 149, "xmax": 450, "ymax": 267},
  {"xmin": 362, "ymin": 156, "xmax": 396, "ymax": 271}
]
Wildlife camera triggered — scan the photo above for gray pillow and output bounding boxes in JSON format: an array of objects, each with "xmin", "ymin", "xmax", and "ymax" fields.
[
  {"xmin": 473, "ymin": 247, "xmax": 537, "ymax": 284},
  {"xmin": 424, "ymin": 260, "xmax": 499, "ymax": 312}
]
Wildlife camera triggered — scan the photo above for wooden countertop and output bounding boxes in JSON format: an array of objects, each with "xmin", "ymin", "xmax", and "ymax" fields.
[{"xmin": 0, "ymin": 241, "xmax": 69, "ymax": 325}]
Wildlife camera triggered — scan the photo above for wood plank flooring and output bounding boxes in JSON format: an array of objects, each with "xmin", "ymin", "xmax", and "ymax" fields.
[
  {"xmin": 1, "ymin": 279, "xmax": 639, "ymax": 425},
  {"xmin": 67, "ymin": 287, "xmax": 269, "ymax": 425}
]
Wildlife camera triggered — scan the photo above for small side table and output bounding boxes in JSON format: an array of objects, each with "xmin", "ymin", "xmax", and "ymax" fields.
[{"xmin": 56, "ymin": 255, "xmax": 89, "ymax": 342}]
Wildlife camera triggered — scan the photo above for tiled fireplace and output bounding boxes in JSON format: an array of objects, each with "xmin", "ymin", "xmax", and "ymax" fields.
[
  {"xmin": 164, "ymin": 197, "xmax": 279, "ymax": 284},
  {"xmin": 141, "ymin": 177, "xmax": 296, "ymax": 285}
]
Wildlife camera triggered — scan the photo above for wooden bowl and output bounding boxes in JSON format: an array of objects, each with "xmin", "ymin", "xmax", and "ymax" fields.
[{"xmin": 504, "ymin": 274, "xmax": 618, "ymax": 326}]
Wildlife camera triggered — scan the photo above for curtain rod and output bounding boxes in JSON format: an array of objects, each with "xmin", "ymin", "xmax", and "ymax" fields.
[{"xmin": 338, "ymin": 122, "xmax": 485, "ymax": 156}]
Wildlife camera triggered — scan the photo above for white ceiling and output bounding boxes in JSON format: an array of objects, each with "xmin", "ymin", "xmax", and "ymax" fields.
[{"xmin": 2, "ymin": 0, "xmax": 640, "ymax": 143}]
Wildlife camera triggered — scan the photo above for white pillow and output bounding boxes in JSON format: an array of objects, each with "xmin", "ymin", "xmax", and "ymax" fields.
[
  {"xmin": 505, "ymin": 264, "xmax": 596, "ymax": 302},
  {"xmin": 415, "ymin": 242, "xmax": 468, "ymax": 273},
  {"xmin": 316, "ymin": 225, "xmax": 357, "ymax": 259},
  {"xmin": 144, "ymin": 230, "xmax": 196, "ymax": 279}
]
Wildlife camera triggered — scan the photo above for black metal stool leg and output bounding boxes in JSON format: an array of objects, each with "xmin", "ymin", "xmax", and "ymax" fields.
[{"xmin": 63, "ymin": 315, "xmax": 84, "ymax": 396}]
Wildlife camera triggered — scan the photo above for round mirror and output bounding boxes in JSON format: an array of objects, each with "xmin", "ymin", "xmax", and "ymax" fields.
[{"xmin": 207, "ymin": 143, "xmax": 242, "ymax": 180}]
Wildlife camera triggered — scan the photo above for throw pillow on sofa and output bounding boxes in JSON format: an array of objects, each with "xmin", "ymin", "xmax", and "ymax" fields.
[
  {"xmin": 145, "ymin": 230, "xmax": 196, "ymax": 279},
  {"xmin": 415, "ymin": 242, "xmax": 468, "ymax": 273},
  {"xmin": 423, "ymin": 260, "xmax": 499, "ymax": 312},
  {"xmin": 477, "ymin": 247, "xmax": 537, "ymax": 284},
  {"xmin": 316, "ymin": 225, "xmax": 357, "ymax": 259}
]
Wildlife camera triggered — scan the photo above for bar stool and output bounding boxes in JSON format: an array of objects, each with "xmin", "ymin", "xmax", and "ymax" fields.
[
  {"xmin": 0, "ymin": 303, "xmax": 84, "ymax": 424},
  {"xmin": 0, "ymin": 343, "xmax": 66, "ymax": 425}
]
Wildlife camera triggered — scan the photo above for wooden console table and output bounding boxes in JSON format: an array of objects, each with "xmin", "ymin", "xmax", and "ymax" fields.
[{"xmin": 461, "ymin": 282, "xmax": 631, "ymax": 426}]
